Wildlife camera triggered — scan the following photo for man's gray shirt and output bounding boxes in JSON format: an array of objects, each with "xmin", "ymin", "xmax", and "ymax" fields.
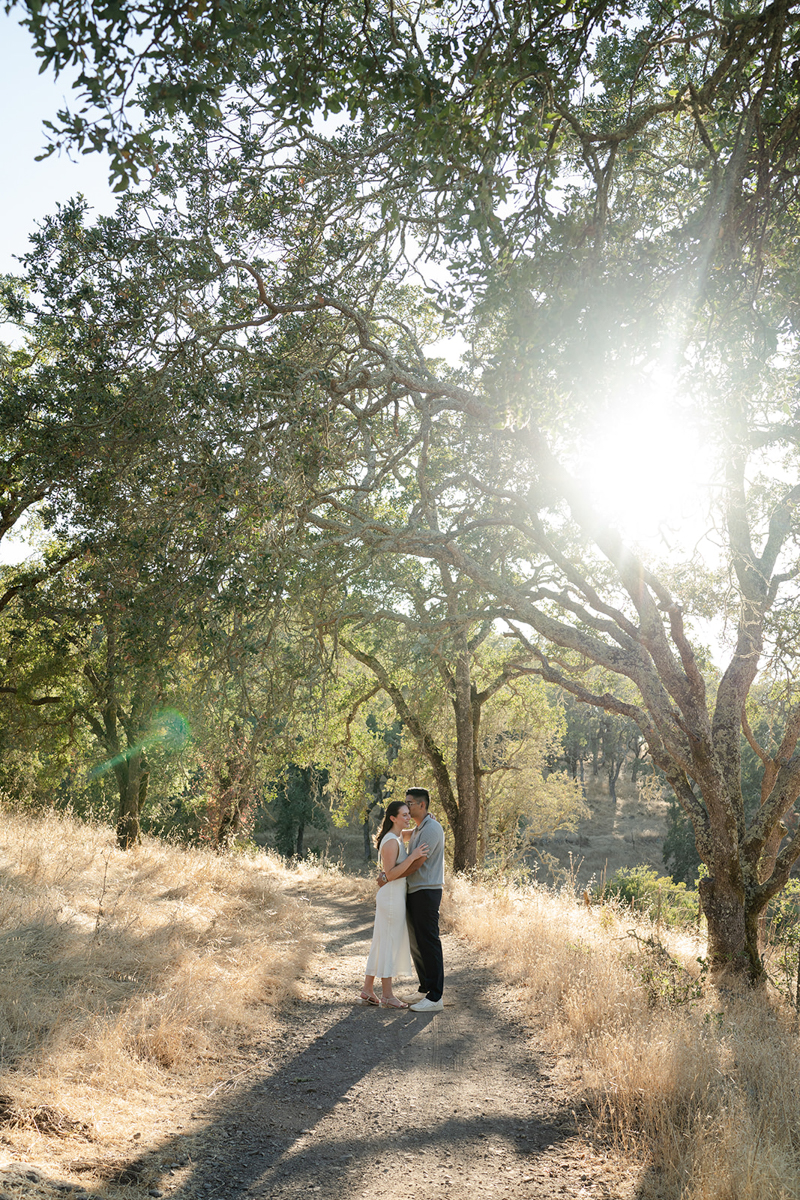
[{"xmin": 407, "ymin": 813, "xmax": 445, "ymax": 892}]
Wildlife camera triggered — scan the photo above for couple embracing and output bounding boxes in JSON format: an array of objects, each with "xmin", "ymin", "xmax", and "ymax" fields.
[{"xmin": 360, "ymin": 787, "xmax": 445, "ymax": 1012}]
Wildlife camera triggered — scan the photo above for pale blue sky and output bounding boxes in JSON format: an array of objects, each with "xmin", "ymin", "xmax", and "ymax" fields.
[
  {"xmin": 1, "ymin": 14, "xmax": 118, "ymax": 563},
  {"xmin": 0, "ymin": 12, "xmax": 117, "ymax": 274}
]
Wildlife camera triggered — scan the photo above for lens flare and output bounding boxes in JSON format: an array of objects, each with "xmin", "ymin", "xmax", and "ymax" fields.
[{"xmin": 89, "ymin": 709, "xmax": 191, "ymax": 779}]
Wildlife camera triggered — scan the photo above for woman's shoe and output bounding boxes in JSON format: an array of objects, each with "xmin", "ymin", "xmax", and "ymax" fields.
[
  {"xmin": 359, "ymin": 992, "xmax": 379, "ymax": 1006},
  {"xmin": 380, "ymin": 997, "xmax": 408, "ymax": 1008}
]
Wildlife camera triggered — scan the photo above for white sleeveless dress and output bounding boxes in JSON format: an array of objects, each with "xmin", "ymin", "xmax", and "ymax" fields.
[{"xmin": 365, "ymin": 833, "xmax": 413, "ymax": 978}]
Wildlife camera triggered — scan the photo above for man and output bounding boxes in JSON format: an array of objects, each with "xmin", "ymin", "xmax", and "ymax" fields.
[{"xmin": 402, "ymin": 787, "xmax": 445, "ymax": 1012}]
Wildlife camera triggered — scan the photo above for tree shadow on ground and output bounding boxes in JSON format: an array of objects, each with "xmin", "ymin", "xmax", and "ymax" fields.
[
  {"xmin": 95, "ymin": 1008, "xmax": 577, "ymax": 1200},
  {"xmin": 83, "ymin": 886, "xmax": 579, "ymax": 1199},
  {"xmin": 0, "ymin": 887, "xmax": 583, "ymax": 1199}
]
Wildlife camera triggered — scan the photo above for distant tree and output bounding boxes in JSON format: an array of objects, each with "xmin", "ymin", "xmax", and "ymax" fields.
[
  {"xmin": 327, "ymin": 557, "xmax": 582, "ymax": 871},
  {"xmin": 272, "ymin": 764, "xmax": 329, "ymax": 860},
  {"xmin": 628, "ymin": 729, "xmax": 649, "ymax": 785},
  {"xmin": 559, "ymin": 694, "xmax": 592, "ymax": 787},
  {"xmin": 598, "ymin": 715, "xmax": 627, "ymax": 806},
  {"xmin": 663, "ymin": 798, "xmax": 703, "ymax": 888},
  {"xmin": 204, "ymin": 724, "xmax": 257, "ymax": 847}
]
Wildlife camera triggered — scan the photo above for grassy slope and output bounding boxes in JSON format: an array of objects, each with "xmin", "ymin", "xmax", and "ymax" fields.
[
  {"xmin": 0, "ymin": 809, "xmax": 316, "ymax": 1193},
  {"xmin": 1, "ymin": 809, "xmax": 799, "ymax": 1199},
  {"xmin": 448, "ymin": 878, "xmax": 800, "ymax": 1200}
]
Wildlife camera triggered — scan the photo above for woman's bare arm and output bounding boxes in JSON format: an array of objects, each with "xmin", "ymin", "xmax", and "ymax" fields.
[{"xmin": 379, "ymin": 840, "xmax": 429, "ymax": 884}]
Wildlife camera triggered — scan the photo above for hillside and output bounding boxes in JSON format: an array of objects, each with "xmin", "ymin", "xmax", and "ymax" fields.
[
  {"xmin": 0, "ymin": 808, "xmax": 798, "ymax": 1200},
  {"xmin": 537, "ymin": 773, "xmax": 671, "ymax": 890}
]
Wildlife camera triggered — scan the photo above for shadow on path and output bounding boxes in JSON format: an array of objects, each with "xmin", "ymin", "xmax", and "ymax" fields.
[{"xmin": 38, "ymin": 887, "xmax": 582, "ymax": 1200}]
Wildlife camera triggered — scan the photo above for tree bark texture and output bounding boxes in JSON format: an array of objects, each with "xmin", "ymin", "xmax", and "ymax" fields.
[
  {"xmin": 115, "ymin": 751, "xmax": 145, "ymax": 850},
  {"xmin": 451, "ymin": 636, "xmax": 480, "ymax": 872}
]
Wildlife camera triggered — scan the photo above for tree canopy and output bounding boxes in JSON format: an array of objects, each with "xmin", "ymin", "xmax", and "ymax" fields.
[{"xmin": 4, "ymin": 0, "xmax": 800, "ymax": 982}]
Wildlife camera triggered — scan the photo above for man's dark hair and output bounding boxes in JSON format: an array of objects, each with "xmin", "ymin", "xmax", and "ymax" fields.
[{"xmin": 406, "ymin": 787, "xmax": 430, "ymax": 809}]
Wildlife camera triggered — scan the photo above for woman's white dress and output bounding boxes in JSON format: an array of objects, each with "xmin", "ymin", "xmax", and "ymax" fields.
[{"xmin": 365, "ymin": 833, "xmax": 413, "ymax": 978}]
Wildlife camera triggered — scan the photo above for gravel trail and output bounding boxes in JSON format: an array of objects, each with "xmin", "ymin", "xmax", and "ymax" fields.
[{"xmin": 85, "ymin": 882, "xmax": 638, "ymax": 1200}]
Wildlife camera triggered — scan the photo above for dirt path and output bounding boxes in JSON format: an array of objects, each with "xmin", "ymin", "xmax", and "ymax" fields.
[{"xmin": 66, "ymin": 883, "xmax": 638, "ymax": 1200}]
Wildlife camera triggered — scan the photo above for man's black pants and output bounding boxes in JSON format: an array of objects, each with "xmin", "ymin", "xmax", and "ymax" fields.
[{"xmin": 406, "ymin": 888, "xmax": 444, "ymax": 1002}]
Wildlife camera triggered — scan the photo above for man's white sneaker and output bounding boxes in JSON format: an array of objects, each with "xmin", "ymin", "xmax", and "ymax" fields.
[{"xmin": 410, "ymin": 997, "xmax": 444, "ymax": 1012}]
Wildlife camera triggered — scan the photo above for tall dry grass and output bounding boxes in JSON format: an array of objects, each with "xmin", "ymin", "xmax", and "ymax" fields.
[
  {"xmin": 5, "ymin": 803, "xmax": 800, "ymax": 1199},
  {"xmin": 0, "ymin": 806, "xmax": 315, "ymax": 1171},
  {"xmin": 446, "ymin": 876, "xmax": 800, "ymax": 1200}
]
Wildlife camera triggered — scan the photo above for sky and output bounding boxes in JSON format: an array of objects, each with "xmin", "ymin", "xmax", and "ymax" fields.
[
  {"xmin": 1, "ymin": 14, "xmax": 119, "ymax": 564},
  {"xmin": 0, "ymin": 13, "xmax": 117, "ymax": 277}
]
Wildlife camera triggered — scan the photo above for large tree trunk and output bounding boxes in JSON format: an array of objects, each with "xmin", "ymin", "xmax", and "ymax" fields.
[
  {"xmin": 115, "ymin": 750, "xmax": 147, "ymax": 849},
  {"xmin": 699, "ymin": 874, "xmax": 765, "ymax": 983},
  {"xmin": 452, "ymin": 817, "xmax": 477, "ymax": 873},
  {"xmin": 478, "ymin": 797, "xmax": 490, "ymax": 865},
  {"xmin": 451, "ymin": 637, "xmax": 479, "ymax": 872}
]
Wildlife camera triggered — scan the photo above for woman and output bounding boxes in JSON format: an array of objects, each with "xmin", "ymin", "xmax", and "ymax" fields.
[{"xmin": 359, "ymin": 799, "xmax": 429, "ymax": 1008}]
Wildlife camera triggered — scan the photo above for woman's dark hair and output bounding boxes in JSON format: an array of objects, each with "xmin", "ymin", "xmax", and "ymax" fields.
[{"xmin": 376, "ymin": 800, "xmax": 408, "ymax": 851}]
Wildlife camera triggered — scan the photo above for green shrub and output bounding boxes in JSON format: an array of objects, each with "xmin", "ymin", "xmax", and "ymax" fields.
[
  {"xmin": 762, "ymin": 880, "xmax": 800, "ymax": 1004},
  {"xmin": 602, "ymin": 865, "xmax": 699, "ymax": 929},
  {"xmin": 766, "ymin": 879, "xmax": 800, "ymax": 948},
  {"xmin": 633, "ymin": 936, "xmax": 704, "ymax": 1007}
]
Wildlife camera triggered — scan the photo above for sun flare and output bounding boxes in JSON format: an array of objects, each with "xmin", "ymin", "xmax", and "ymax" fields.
[{"xmin": 578, "ymin": 378, "xmax": 709, "ymax": 550}]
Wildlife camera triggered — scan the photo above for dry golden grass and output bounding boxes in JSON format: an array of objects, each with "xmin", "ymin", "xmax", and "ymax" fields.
[
  {"xmin": 446, "ymin": 876, "xmax": 800, "ymax": 1200},
  {"xmin": 5, "ymin": 804, "xmax": 800, "ymax": 1200},
  {"xmin": 0, "ymin": 806, "xmax": 316, "ymax": 1186}
]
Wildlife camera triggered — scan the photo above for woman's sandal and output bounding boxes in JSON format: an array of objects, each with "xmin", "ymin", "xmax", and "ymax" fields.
[
  {"xmin": 380, "ymin": 997, "xmax": 408, "ymax": 1008},
  {"xmin": 359, "ymin": 992, "xmax": 380, "ymax": 1006}
]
